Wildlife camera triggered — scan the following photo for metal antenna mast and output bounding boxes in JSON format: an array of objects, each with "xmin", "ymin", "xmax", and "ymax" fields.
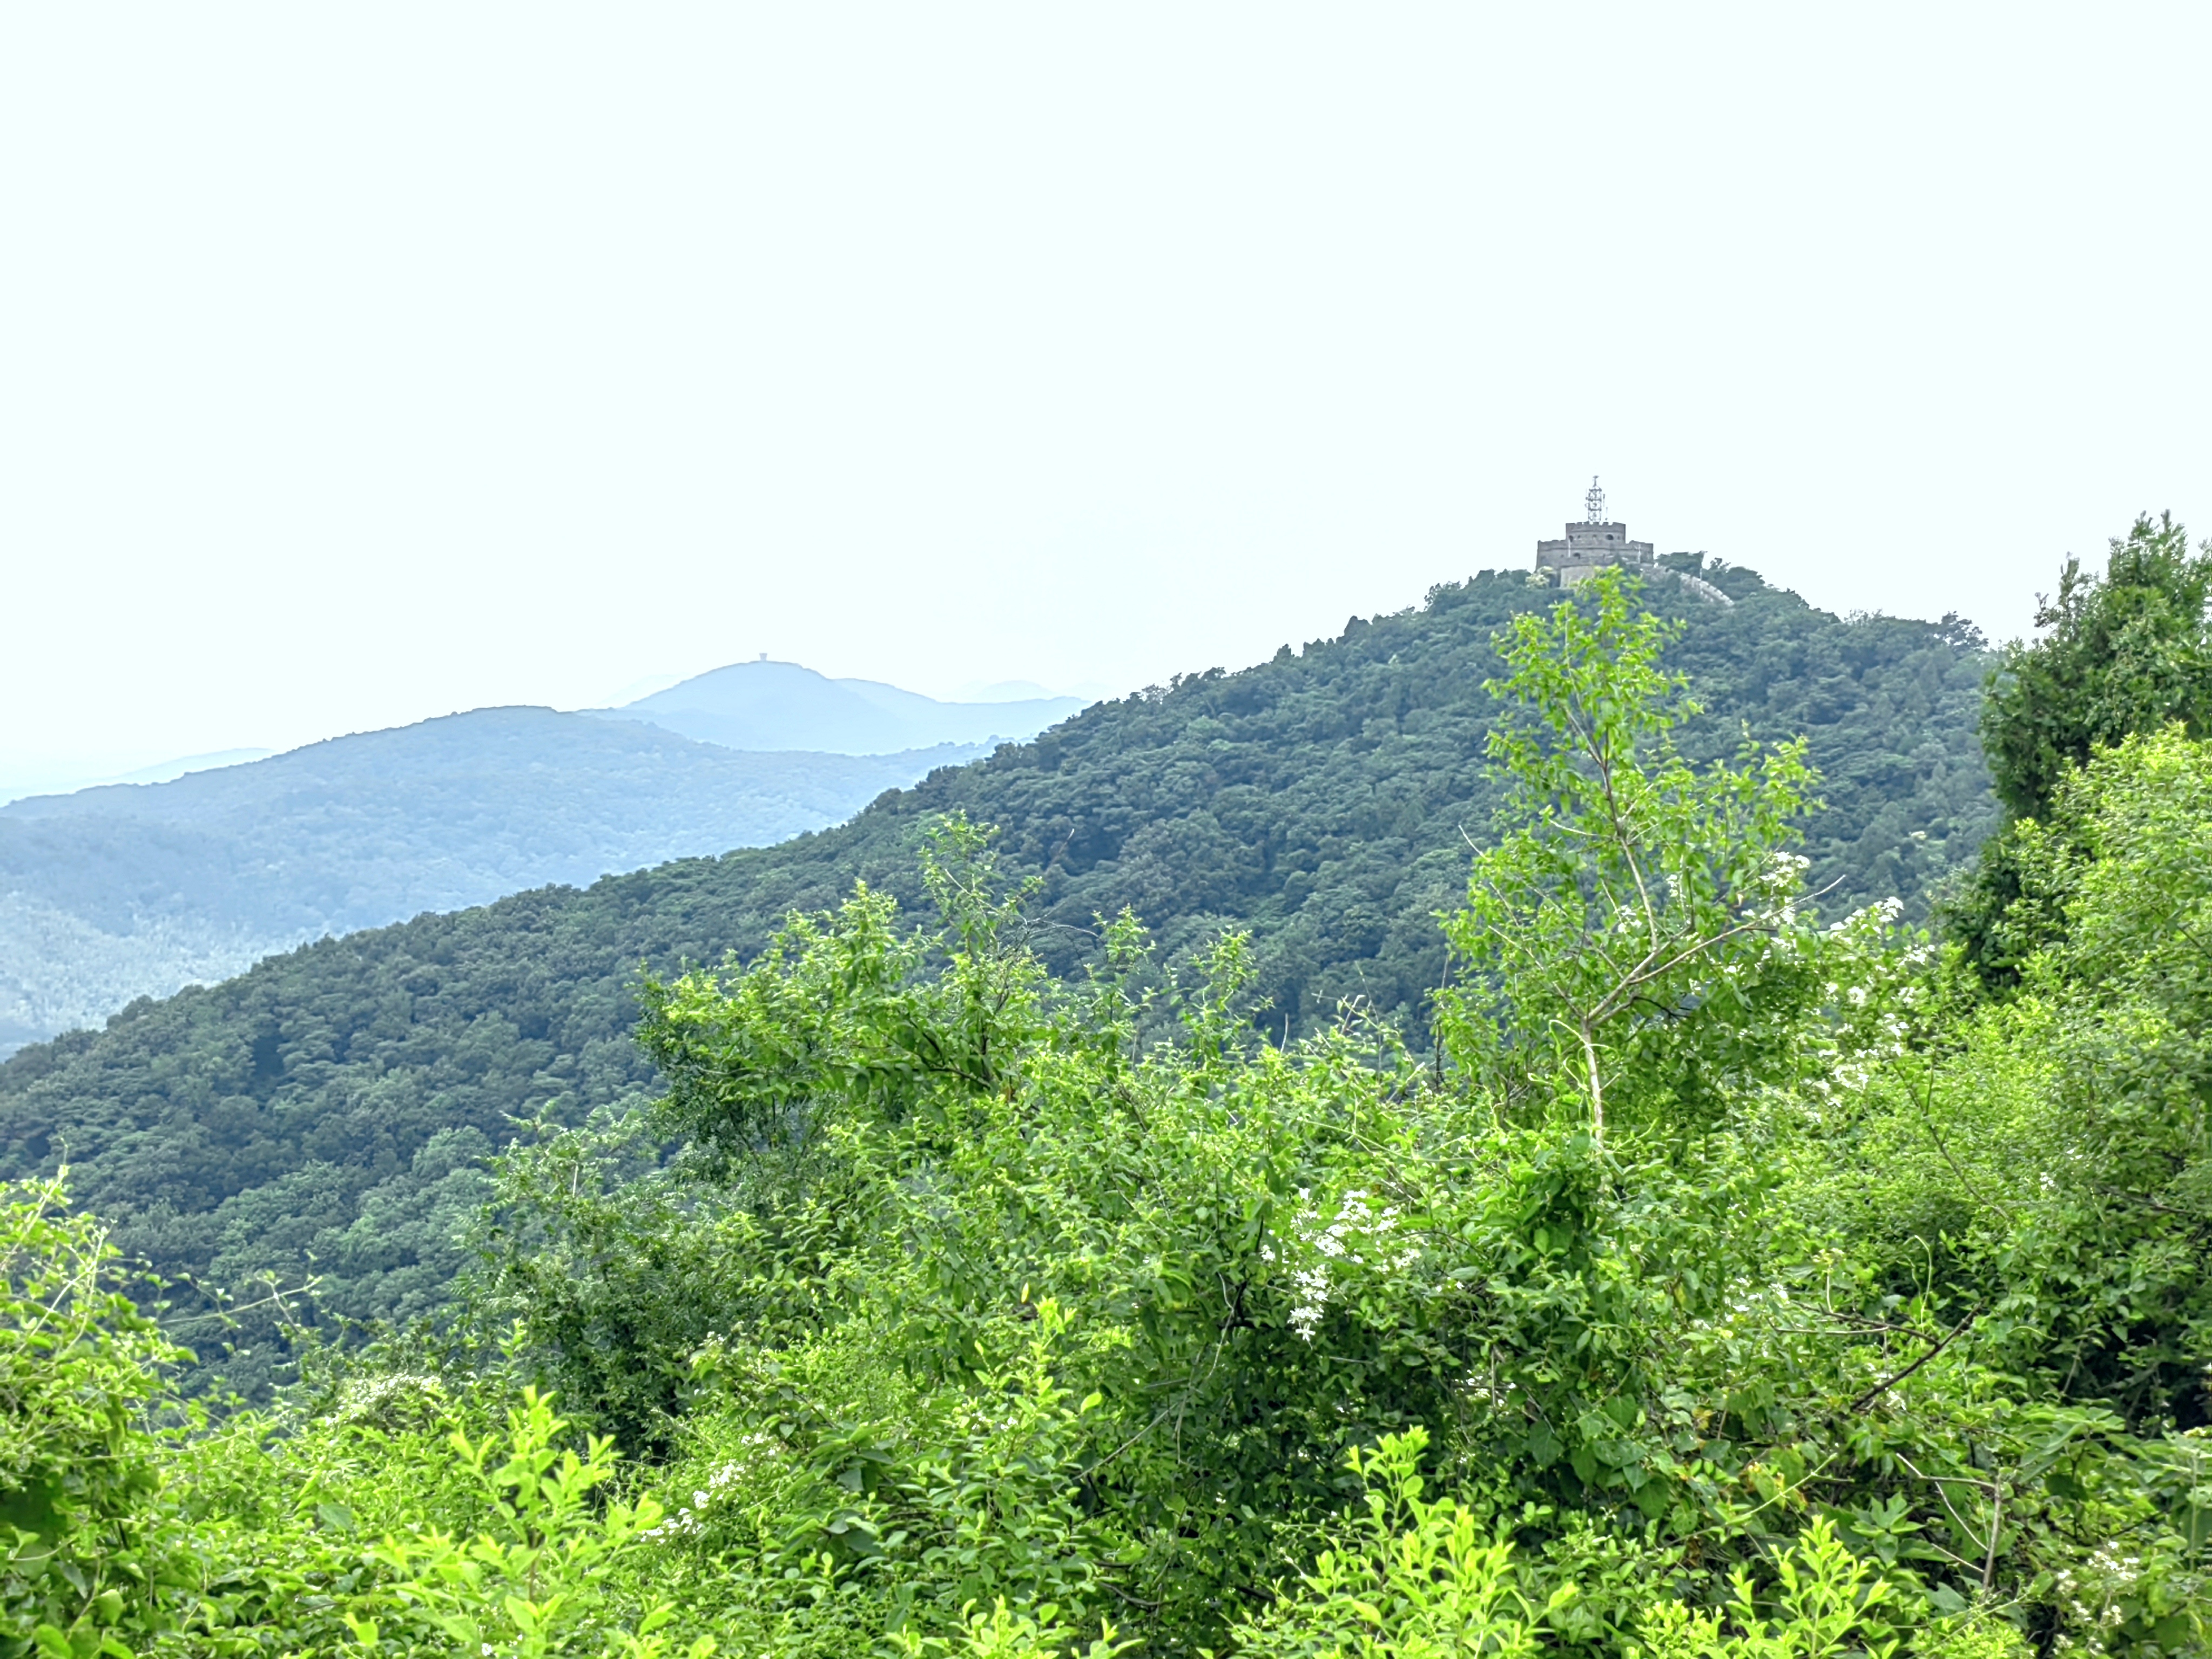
[{"xmin": 1585, "ymin": 475, "xmax": 1606, "ymax": 523}]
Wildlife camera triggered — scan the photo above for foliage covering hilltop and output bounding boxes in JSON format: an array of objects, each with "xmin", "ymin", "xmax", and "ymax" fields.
[
  {"xmin": 5, "ymin": 559, "xmax": 2207, "ymax": 1659},
  {"xmin": 0, "ymin": 562, "xmax": 1996, "ymax": 1389}
]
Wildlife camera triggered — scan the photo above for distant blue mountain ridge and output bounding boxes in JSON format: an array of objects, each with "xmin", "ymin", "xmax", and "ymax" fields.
[
  {"xmin": 0, "ymin": 662, "xmax": 1094, "ymax": 1055},
  {"xmin": 589, "ymin": 658, "xmax": 1087, "ymax": 753}
]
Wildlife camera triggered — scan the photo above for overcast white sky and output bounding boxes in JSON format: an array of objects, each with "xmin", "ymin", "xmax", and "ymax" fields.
[{"xmin": 3, "ymin": 5, "xmax": 2206, "ymax": 792}]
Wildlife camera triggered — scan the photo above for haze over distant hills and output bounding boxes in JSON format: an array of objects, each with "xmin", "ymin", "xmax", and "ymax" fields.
[
  {"xmin": 0, "ymin": 748, "xmax": 282, "ymax": 810},
  {"xmin": 0, "ymin": 660, "xmax": 1092, "ymax": 1056},
  {"xmin": 591, "ymin": 658, "xmax": 1088, "ymax": 753}
]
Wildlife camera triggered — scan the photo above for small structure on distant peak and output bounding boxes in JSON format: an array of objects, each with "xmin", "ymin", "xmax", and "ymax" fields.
[
  {"xmin": 1535, "ymin": 475, "xmax": 1655, "ymax": 586},
  {"xmin": 1530, "ymin": 480, "xmax": 1734, "ymax": 605}
]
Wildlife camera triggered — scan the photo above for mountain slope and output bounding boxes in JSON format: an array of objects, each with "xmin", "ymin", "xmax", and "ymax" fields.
[
  {"xmin": 0, "ymin": 709, "xmax": 980, "ymax": 1054},
  {"xmin": 0, "ymin": 565, "xmax": 1997, "ymax": 1387},
  {"xmin": 598, "ymin": 659, "xmax": 1086, "ymax": 753}
]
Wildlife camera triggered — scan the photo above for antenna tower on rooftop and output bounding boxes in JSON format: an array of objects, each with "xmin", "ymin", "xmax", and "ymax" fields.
[{"xmin": 1585, "ymin": 475, "xmax": 1606, "ymax": 523}]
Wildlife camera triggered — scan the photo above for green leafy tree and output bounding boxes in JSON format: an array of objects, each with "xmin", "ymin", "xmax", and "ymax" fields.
[
  {"xmin": 1951, "ymin": 513, "xmax": 2212, "ymax": 987},
  {"xmin": 1435, "ymin": 570, "xmax": 1839, "ymax": 1144},
  {"xmin": 1981, "ymin": 514, "xmax": 2212, "ymax": 821},
  {"xmin": 639, "ymin": 817, "xmax": 1052, "ymax": 1171},
  {"xmin": 1987, "ymin": 727, "xmax": 2212, "ymax": 1424}
]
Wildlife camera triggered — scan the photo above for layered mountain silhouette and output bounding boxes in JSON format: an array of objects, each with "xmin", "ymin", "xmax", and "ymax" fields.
[{"xmin": 0, "ymin": 658, "xmax": 1096, "ymax": 1055}]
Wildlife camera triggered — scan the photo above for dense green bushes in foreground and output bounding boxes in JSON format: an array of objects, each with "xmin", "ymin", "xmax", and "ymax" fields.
[{"xmin": 8, "ymin": 567, "xmax": 2209, "ymax": 1657}]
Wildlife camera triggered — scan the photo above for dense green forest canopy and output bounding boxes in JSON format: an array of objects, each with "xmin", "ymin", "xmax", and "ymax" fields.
[
  {"xmin": 6, "ymin": 551, "xmax": 2207, "ymax": 1659},
  {"xmin": 0, "ymin": 564, "xmax": 1997, "ymax": 1376}
]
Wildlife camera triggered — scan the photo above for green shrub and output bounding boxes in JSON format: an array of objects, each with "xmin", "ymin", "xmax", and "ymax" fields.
[
  {"xmin": 0, "ymin": 1177, "xmax": 188, "ymax": 1658},
  {"xmin": 341, "ymin": 1387, "xmax": 710, "ymax": 1659}
]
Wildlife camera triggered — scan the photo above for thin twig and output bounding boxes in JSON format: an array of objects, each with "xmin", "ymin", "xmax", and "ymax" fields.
[{"xmin": 1850, "ymin": 1307, "xmax": 1980, "ymax": 1412}]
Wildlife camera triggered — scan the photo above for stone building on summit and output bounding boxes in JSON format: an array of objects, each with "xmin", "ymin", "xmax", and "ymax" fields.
[
  {"xmin": 1534, "ymin": 477, "xmax": 1657, "ymax": 585},
  {"xmin": 1532, "ymin": 477, "xmax": 1732, "ymax": 605}
]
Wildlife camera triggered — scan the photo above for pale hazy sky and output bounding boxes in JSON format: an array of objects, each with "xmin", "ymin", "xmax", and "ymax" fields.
[{"xmin": 3, "ymin": 5, "xmax": 2206, "ymax": 791}]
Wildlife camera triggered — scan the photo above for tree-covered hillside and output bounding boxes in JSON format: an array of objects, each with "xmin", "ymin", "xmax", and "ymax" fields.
[
  {"xmin": 0, "ymin": 708, "xmax": 981, "ymax": 1054},
  {"xmin": 0, "ymin": 563, "xmax": 1997, "ymax": 1380}
]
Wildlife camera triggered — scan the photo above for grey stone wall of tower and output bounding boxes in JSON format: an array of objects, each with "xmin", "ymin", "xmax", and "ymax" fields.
[{"xmin": 1533, "ymin": 521, "xmax": 1657, "ymax": 586}]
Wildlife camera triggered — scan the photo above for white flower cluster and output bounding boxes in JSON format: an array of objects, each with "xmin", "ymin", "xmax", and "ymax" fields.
[
  {"xmin": 1682, "ymin": 1276, "xmax": 1796, "ymax": 1346},
  {"xmin": 640, "ymin": 1430, "xmax": 781, "ymax": 1542},
  {"xmin": 1796, "ymin": 899, "xmax": 1924, "ymax": 1103},
  {"xmin": 331, "ymin": 1371, "xmax": 446, "ymax": 1430},
  {"xmin": 1271, "ymin": 1189, "xmax": 1417, "ymax": 1342},
  {"xmin": 1754, "ymin": 851, "xmax": 1813, "ymax": 925},
  {"xmin": 2051, "ymin": 1542, "xmax": 2146, "ymax": 1653}
]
